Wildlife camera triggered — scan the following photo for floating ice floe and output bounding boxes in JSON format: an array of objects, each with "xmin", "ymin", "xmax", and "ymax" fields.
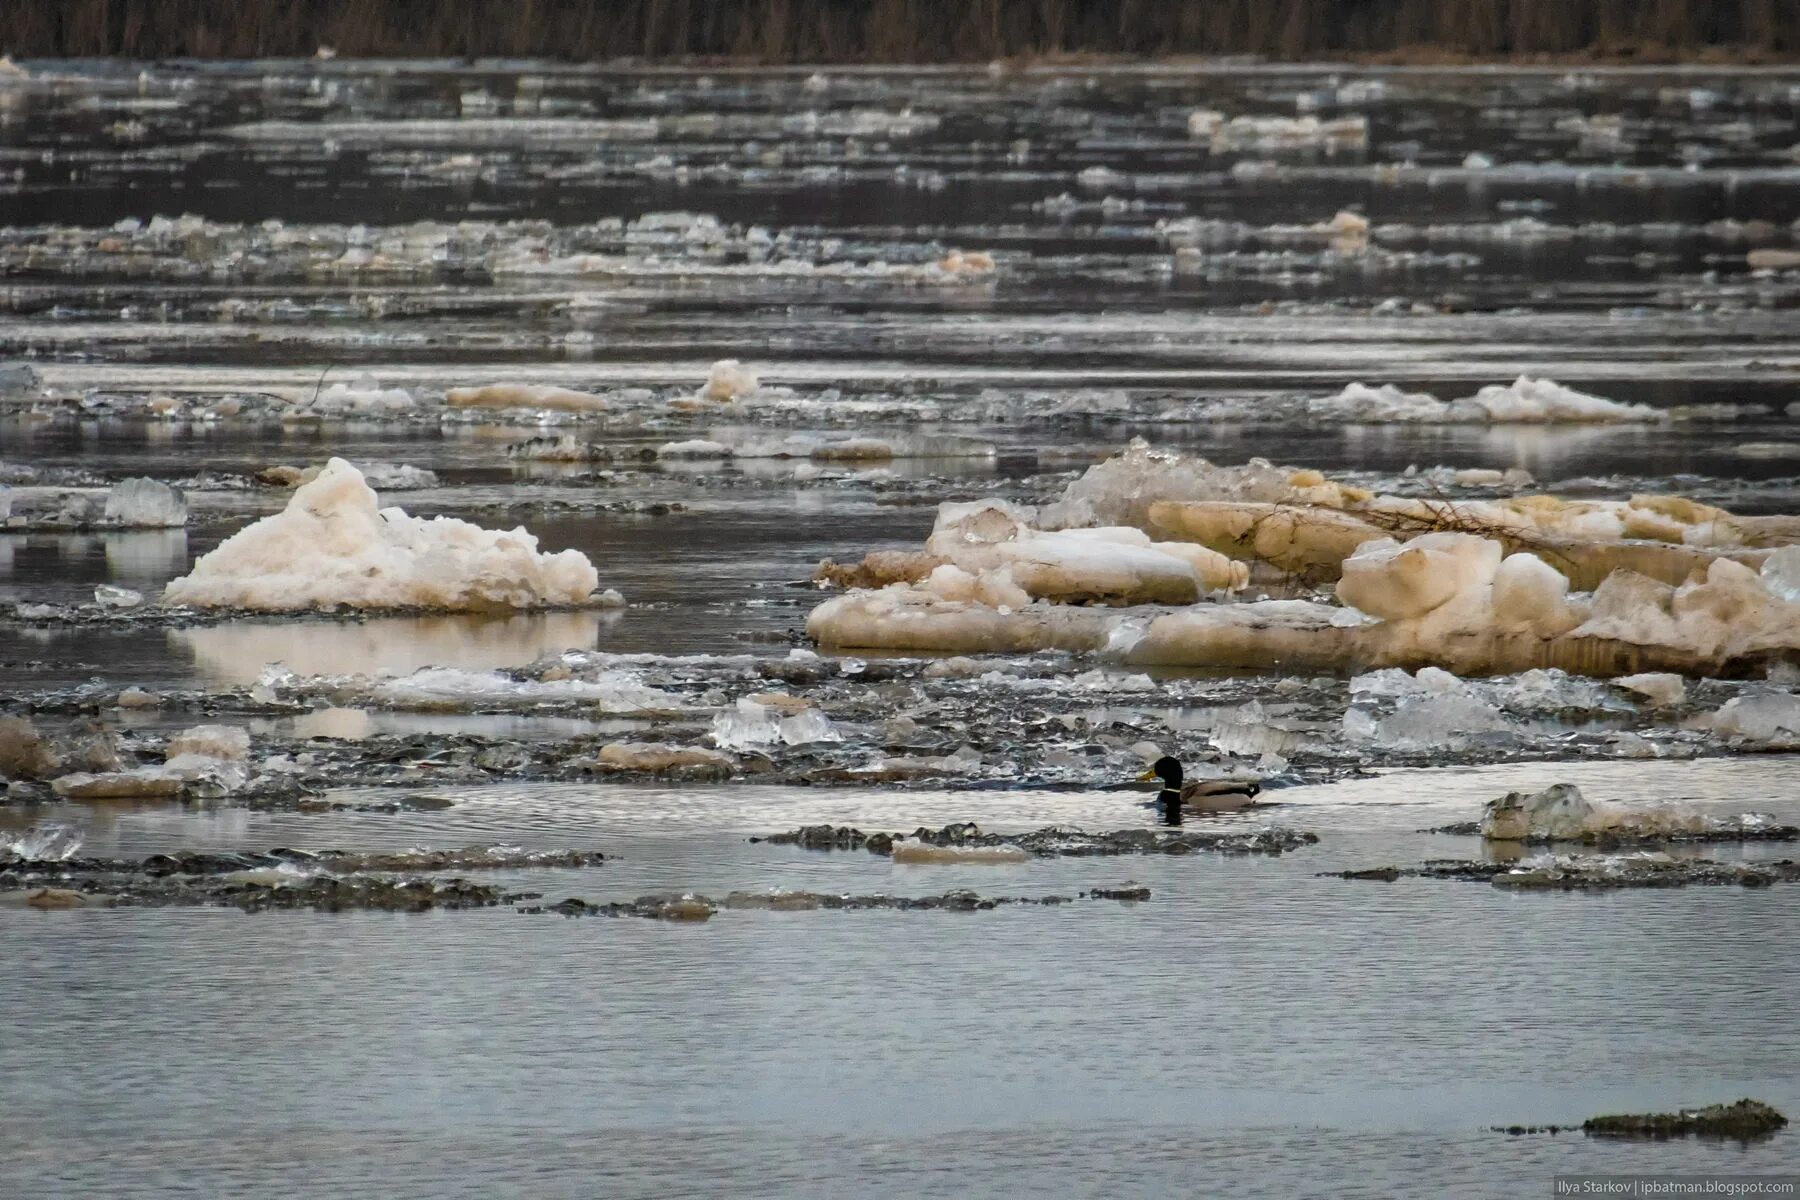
[
  {"xmin": 808, "ymin": 444, "xmax": 1800, "ymax": 677},
  {"xmin": 47, "ymin": 722, "xmax": 247, "ymax": 800},
  {"xmin": 1312, "ymin": 377, "xmax": 1663, "ymax": 425},
  {"xmin": 367, "ymin": 667, "xmax": 681, "ymax": 715},
  {"xmin": 3, "ymin": 478, "xmax": 187, "ymax": 531},
  {"xmin": 1207, "ymin": 114, "xmax": 1368, "ymax": 154},
  {"xmin": 1478, "ymin": 782, "xmax": 1784, "ymax": 843},
  {"xmin": 1695, "ymin": 692, "xmax": 1800, "ymax": 745},
  {"xmin": 698, "ymin": 359, "xmax": 759, "ymax": 403},
  {"xmin": 161, "ymin": 458, "xmax": 602, "ymax": 611},
  {"xmin": 294, "ymin": 377, "xmax": 417, "ymax": 417}
]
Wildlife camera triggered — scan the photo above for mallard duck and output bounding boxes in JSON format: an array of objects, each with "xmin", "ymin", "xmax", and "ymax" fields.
[{"xmin": 1138, "ymin": 756, "xmax": 1262, "ymax": 813}]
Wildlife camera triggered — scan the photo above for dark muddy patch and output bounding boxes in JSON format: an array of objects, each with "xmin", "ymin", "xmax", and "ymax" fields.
[
  {"xmin": 752, "ymin": 822, "xmax": 1318, "ymax": 857},
  {"xmin": 522, "ymin": 886, "xmax": 1153, "ymax": 920},
  {"xmin": 1584, "ymin": 1099, "xmax": 1787, "ymax": 1141},
  {"xmin": 1328, "ymin": 856, "xmax": 1800, "ymax": 890}
]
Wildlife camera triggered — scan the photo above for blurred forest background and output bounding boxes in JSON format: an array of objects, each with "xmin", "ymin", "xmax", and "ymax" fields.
[{"xmin": 5, "ymin": 0, "xmax": 1796, "ymax": 60}]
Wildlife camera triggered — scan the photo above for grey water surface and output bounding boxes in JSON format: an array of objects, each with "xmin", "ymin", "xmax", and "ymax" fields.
[{"xmin": 3, "ymin": 61, "xmax": 1799, "ymax": 1197}]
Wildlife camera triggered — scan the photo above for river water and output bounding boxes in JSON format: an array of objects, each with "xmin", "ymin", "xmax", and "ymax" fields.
[{"xmin": 2, "ymin": 60, "xmax": 1799, "ymax": 1196}]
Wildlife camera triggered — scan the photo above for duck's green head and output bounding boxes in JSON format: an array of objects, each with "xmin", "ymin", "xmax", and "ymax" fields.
[{"xmin": 1137, "ymin": 756, "xmax": 1182, "ymax": 788}]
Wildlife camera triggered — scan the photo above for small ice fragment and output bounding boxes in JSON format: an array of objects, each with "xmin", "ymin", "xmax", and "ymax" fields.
[
  {"xmin": 103, "ymin": 478, "xmax": 187, "ymax": 527},
  {"xmin": 1762, "ymin": 546, "xmax": 1800, "ymax": 604},
  {"xmin": 1, "ymin": 822, "xmax": 82, "ymax": 862},
  {"xmin": 777, "ymin": 708, "xmax": 841, "ymax": 746},
  {"xmin": 94, "ymin": 584, "xmax": 143, "ymax": 609},
  {"xmin": 1614, "ymin": 673, "xmax": 1685, "ymax": 708},
  {"xmin": 167, "ymin": 724, "xmax": 250, "ymax": 761}
]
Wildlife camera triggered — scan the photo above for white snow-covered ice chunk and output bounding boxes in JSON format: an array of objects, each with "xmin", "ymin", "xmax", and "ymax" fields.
[
  {"xmin": 1490, "ymin": 552, "xmax": 1582, "ymax": 637},
  {"xmin": 1036, "ymin": 441, "xmax": 1298, "ymax": 529},
  {"xmin": 370, "ymin": 667, "xmax": 677, "ymax": 713},
  {"xmin": 1336, "ymin": 533, "xmax": 1502, "ymax": 621},
  {"xmin": 1569, "ymin": 558, "xmax": 1798, "ymax": 662},
  {"xmin": 1453, "ymin": 376, "xmax": 1662, "ymax": 424},
  {"xmin": 1614, "ymin": 672, "xmax": 1686, "ymax": 707},
  {"xmin": 1762, "ymin": 545, "xmax": 1800, "ymax": 603},
  {"xmin": 1698, "ymin": 692, "xmax": 1800, "ymax": 743},
  {"xmin": 1310, "ymin": 377, "xmax": 1661, "ymax": 425},
  {"xmin": 302, "ymin": 378, "xmax": 417, "ymax": 416},
  {"xmin": 160, "ymin": 458, "xmax": 601, "ymax": 611},
  {"xmin": 167, "ymin": 724, "xmax": 250, "ymax": 761},
  {"xmin": 103, "ymin": 478, "xmax": 187, "ymax": 527},
  {"xmin": 446, "ymin": 384, "xmax": 608, "ymax": 412},
  {"xmin": 1311, "ymin": 382, "xmax": 1451, "ymax": 423},
  {"xmin": 700, "ymin": 359, "xmax": 759, "ymax": 402}
]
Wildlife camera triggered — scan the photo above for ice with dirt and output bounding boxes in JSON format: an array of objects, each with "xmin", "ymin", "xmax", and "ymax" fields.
[
  {"xmin": 161, "ymin": 458, "xmax": 601, "ymax": 611},
  {"xmin": 1478, "ymin": 782, "xmax": 1779, "ymax": 841}
]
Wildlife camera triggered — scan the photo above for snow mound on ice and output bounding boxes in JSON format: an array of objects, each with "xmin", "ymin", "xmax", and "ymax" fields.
[
  {"xmin": 161, "ymin": 458, "xmax": 600, "ymax": 612},
  {"xmin": 1312, "ymin": 376, "xmax": 1662, "ymax": 425},
  {"xmin": 700, "ymin": 359, "xmax": 759, "ymax": 402},
  {"xmin": 300, "ymin": 378, "xmax": 417, "ymax": 417}
]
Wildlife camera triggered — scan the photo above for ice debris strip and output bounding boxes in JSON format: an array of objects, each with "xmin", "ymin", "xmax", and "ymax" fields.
[
  {"xmin": 161, "ymin": 458, "xmax": 603, "ymax": 612},
  {"xmin": 808, "ymin": 444, "xmax": 1800, "ymax": 677}
]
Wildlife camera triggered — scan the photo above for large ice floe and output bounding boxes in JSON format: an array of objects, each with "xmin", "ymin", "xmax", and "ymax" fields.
[
  {"xmin": 1312, "ymin": 377, "xmax": 1663, "ymax": 425},
  {"xmin": 1476, "ymin": 783, "xmax": 1788, "ymax": 843},
  {"xmin": 808, "ymin": 442, "xmax": 1800, "ymax": 677},
  {"xmin": 162, "ymin": 458, "xmax": 601, "ymax": 611}
]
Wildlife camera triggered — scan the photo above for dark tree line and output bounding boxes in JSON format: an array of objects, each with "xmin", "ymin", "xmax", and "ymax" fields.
[{"xmin": 4, "ymin": 0, "xmax": 1795, "ymax": 59}]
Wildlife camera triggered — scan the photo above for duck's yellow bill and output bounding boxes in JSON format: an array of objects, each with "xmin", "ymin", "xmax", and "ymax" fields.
[{"xmin": 1137, "ymin": 768, "xmax": 1158, "ymax": 782}]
